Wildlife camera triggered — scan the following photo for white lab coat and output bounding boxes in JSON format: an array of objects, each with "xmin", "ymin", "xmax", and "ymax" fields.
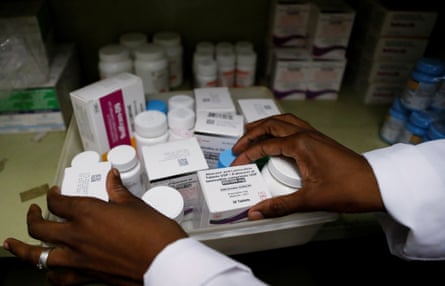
[{"xmin": 144, "ymin": 139, "xmax": 445, "ymax": 285}]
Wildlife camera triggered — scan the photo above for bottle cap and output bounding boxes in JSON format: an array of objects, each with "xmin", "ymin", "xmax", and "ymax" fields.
[
  {"xmin": 217, "ymin": 148, "xmax": 237, "ymax": 168},
  {"xmin": 168, "ymin": 94, "xmax": 194, "ymax": 110},
  {"xmin": 142, "ymin": 186, "xmax": 184, "ymax": 223},
  {"xmin": 99, "ymin": 44, "xmax": 130, "ymax": 62},
  {"xmin": 134, "ymin": 43, "xmax": 165, "ymax": 61},
  {"xmin": 135, "ymin": 110, "xmax": 168, "ymax": 138},
  {"xmin": 153, "ymin": 31, "xmax": 181, "ymax": 47},
  {"xmin": 268, "ymin": 156, "xmax": 302, "ymax": 188},
  {"xmin": 119, "ymin": 32, "xmax": 147, "ymax": 48},
  {"xmin": 107, "ymin": 145, "xmax": 138, "ymax": 172},
  {"xmin": 71, "ymin": 150, "xmax": 101, "ymax": 167},
  {"xmin": 146, "ymin": 99, "xmax": 167, "ymax": 114}
]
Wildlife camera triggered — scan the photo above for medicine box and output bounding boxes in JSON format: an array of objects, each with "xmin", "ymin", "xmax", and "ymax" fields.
[
  {"xmin": 197, "ymin": 164, "xmax": 272, "ymax": 227},
  {"xmin": 237, "ymin": 98, "xmax": 281, "ymax": 123},
  {"xmin": 0, "ymin": 44, "xmax": 80, "ymax": 133},
  {"xmin": 70, "ymin": 72, "xmax": 146, "ymax": 160},
  {"xmin": 194, "ymin": 87, "xmax": 236, "ymax": 114},
  {"xmin": 194, "ymin": 110, "xmax": 245, "ymax": 169},
  {"xmin": 142, "ymin": 137, "xmax": 209, "ymax": 221}
]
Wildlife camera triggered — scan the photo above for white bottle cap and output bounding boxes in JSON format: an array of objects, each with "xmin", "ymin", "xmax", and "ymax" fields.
[
  {"xmin": 268, "ymin": 156, "xmax": 302, "ymax": 188},
  {"xmin": 168, "ymin": 94, "xmax": 194, "ymax": 110},
  {"xmin": 107, "ymin": 145, "xmax": 138, "ymax": 172},
  {"xmin": 153, "ymin": 31, "xmax": 181, "ymax": 47},
  {"xmin": 142, "ymin": 185, "xmax": 184, "ymax": 223},
  {"xmin": 235, "ymin": 41, "xmax": 254, "ymax": 53},
  {"xmin": 134, "ymin": 43, "xmax": 165, "ymax": 61},
  {"xmin": 98, "ymin": 60, "xmax": 133, "ymax": 78},
  {"xmin": 99, "ymin": 44, "xmax": 130, "ymax": 62},
  {"xmin": 135, "ymin": 110, "xmax": 168, "ymax": 138},
  {"xmin": 168, "ymin": 107, "xmax": 195, "ymax": 130},
  {"xmin": 119, "ymin": 32, "xmax": 147, "ymax": 48},
  {"xmin": 196, "ymin": 41, "xmax": 214, "ymax": 54},
  {"xmin": 216, "ymin": 41, "xmax": 234, "ymax": 54},
  {"xmin": 71, "ymin": 150, "xmax": 101, "ymax": 167}
]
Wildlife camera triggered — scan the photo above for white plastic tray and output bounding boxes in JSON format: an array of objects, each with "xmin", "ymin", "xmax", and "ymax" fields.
[{"xmin": 53, "ymin": 86, "xmax": 338, "ymax": 255}]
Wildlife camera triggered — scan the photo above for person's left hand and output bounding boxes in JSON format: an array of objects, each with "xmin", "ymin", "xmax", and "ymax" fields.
[{"xmin": 3, "ymin": 168, "xmax": 188, "ymax": 285}]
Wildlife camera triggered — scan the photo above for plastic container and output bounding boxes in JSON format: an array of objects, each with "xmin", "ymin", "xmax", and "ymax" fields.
[
  {"xmin": 379, "ymin": 107, "xmax": 409, "ymax": 144},
  {"xmin": 134, "ymin": 43, "xmax": 169, "ymax": 96},
  {"xmin": 216, "ymin": 41, "xmax": 234, "ymax": 54},
  {"xmin": 153, "ymin": 31, "xmax": 183, "ymax": 88},
  {"xmin": 235, "ymin": 50, "xmax": 257, "ymax": 87},
  {"xmin": 119, "ymin": 32, "xmax": 147, "ymax": 58},
  {"xmin": 98, "ymin": 44, "xmax": 133, "ymax": 79},
  {"xmin": 400, "ymin": 58, "xmax": 445, "ymax": 111},
  {"xmin": 397, "ymin": 109, "xmax": 439, "ymax": 144},
  {"xmin": 424, "ymin": 120, "xmax": 445, "ymax": 141},
  {"xmin": 167, "ymin": 107, "xmax": 195, "ymax": 141},
  {"xmin": 134, "ymin": 110, "xmax": 169, "ymax": 162},
  {"xmin": 168, "ymin": 94, "xmax": 194, "ymax": 111},
  {"xmin": 195, "ymin": 58, "xmax": 218, "ymax": 88},
  {"xmin": 107, "ymin": 144, "xmax": 147, "ymax": 198},
  {"xmin": 216, "ymin": 51, "xmax": 236, "ymax": 87},
  {"xmin": 196, "ymin": 41, "xmax": 215, "ymax": 55},
  {"xmin": 261, "ymin": 156, "xmax": 302, "ymax": 197},
  {"xmin": 142, "ymin": 185, "xmax": 184, "ymax": 223},
  {"xmin": 146, "ymin": 99, "xmax": 167, "ymax": 114},
  {"xmin": 235, "ymin": 41, "xmax": 254, "ymax": 53}
]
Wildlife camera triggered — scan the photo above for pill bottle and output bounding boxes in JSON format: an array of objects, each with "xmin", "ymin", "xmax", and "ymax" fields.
[
  {"xmin": 261, "ymin": 156, "xmax": 302, "ymax": 197},
  {"xmin": 98, "ymin": 44, "xmax": 133, "ymax": 79},
  {"xmin": 424, "ymin": 120, "xmax": 445, "ymax": 141},
  {"xmin": 196, "ymin": 41, "xmax": 215, "ymax": 55},
  {"xmin": 134, "ymin": 43, "xmax": 169, "ymax": 97},
  {"xmin": 235, "ymin": 50, "xmax": 257, "ymax": 87},
  {"xmin": 195, "ymin": 58, "xmax": 218, "ymax": 88},
  {"xmin": 397, "ymin": 110, "xmax": 439, "ymax": 144},
  {"xmin": 142, "ymin": 185, "xmax": 184, "ymax": 223},
  {"xmin": 146, "ymin": 99, "xmax": 167, "ymax": 114},
  {"xmin": 235, "ymin": 41, "xmax": 254, "ymax": 53},
  {"xmin": 168, "ymin": 94, "xmax": 194, "ymax": 111},
  {"xmin": 153, "ymin": 31, "xmax": 183, "ymax": 88},
  {"xmin": 379, "ymin": 107, "xmax": 409, "ymax": 145},
  {"xmin": 71, "ymin": 150, "xmax": 101, "ymax": 168},
  {"xmin": 216, "ymin": 51, "xmax": 235, "ymax": 87},
  {"xmin": 192, "ymin": 50, "xmax": 214, "ymax": 79},
  {"xmin": 168, "ymin": 107, "xmax": 195, "ymax": 141},
  {"xmin": 400, "ymin": 57, "xmax": 445, "ymax": 111},
  {"xmin": 431, "ymin": 79, "xmax": 445, "ymax": 112},
  {"xmin": 217, "ymin": 148, "xmax": 236, "ymax": 168},
  {"xmin": 119, "ymin": 32, "xmax": 147, "ymax": 59},
  {"xmin": 134, "ymin": 110, "xmax": 169, "ymax": 161},
  {"xmin": 216, "ymin": 41, "xmax": 234, "ymax": 55},
  {"xmin": 107, "ymin": 144, "xmax": 148, "ymax": 198}
]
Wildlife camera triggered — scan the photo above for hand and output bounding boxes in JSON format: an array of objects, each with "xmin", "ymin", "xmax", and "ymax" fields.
[
  {"xmin": 3, "ymin": 168, "xmax": 188, "ymax": 285},
  {"xmin": 231, "ymin": 113, "xmax": 385, "ymax": 220}
]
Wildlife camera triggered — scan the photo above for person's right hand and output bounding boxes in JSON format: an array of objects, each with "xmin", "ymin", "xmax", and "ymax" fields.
[{"xmin": 231, "ymin": 113, "xmax": 385, "ymax": 220}]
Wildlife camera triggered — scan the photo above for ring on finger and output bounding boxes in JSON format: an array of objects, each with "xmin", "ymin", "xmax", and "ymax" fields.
[{"xmin": 36, "ymin": 247, "xmax": 53, "ymax": 270}]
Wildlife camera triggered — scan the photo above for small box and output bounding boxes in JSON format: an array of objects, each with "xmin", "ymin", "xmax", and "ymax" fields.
[
  {"xmin": 197, "ymin": 164, "xmax": 272, "ymax": 227},
  {"xmin": 70, "ymin": 73, "xmax": 146, "ymax": 159},
  {"xmin": 194, "ymin": 87, "xmax": 236, "ymax": 114},
  {"xmin": 142, "ymin": 137, "xmax": 209, "ymax": 221},
  {"xmin": 0, "ymin": 44, "xmax": 80, "ymax": 133},
  {"xmin": 362, "ymin": 82, "xmax": 405, "ymax": 104},
  {"xmin": 306, "ymin": 59, "xmax": 347, "ymax": 100},
  {"xmin": 237, "ymin": 98, "xmax": 281, "ymax": 123},
  {"xmin": 61, "ymin": 161, "xmax": 112, "ymax": 202},
  {"xmin": 194, "ymin": 110, "xmax": 245, "ymax": 169}
]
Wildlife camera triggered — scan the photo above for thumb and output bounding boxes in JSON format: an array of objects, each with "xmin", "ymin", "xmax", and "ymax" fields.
[{"xmin": 106, "ymin": 168, "xmax": 135, "ymax": 203}]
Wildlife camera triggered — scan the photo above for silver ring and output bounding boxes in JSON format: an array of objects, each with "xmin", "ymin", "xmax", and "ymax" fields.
[{"xmin": 36, "ymin": 248, "xmax": 52, "ymax": 270}]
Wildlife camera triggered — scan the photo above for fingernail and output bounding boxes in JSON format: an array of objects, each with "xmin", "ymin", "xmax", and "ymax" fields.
[
  {"xmin": 3, "ymin": 240, "xmax": 9, "ymax": 250},
  {"xmin": 248, "ymin": 210, "xmax": 264, "ymax": 220}
]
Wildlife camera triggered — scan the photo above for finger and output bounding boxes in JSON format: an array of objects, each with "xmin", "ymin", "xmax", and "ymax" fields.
[
  {"xmin": 26, "ymin": 204, "xmax": 70, "ymax": 245},
  {"xmin": 47, "ymin": 268, "xmax": 141, "ymax": 286},
  {"xmin": 106, "ymin": 168, "xmax": 136, "ymax": 203},
  {"xmin": 248, "ymin": 191, "xmax": 309, "ymax": 220}
]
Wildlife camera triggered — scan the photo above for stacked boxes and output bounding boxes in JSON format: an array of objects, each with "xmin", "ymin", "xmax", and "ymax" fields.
[
  {"xmin": 348, "ymin": 0, "xmax": 438, "ymax": 104},
  {"xmin": 267, "ymin": 0, "xmax": 354, "ymax": 100}
]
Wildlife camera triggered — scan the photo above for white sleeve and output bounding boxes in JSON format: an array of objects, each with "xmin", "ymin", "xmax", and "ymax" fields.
[
  {"xmin": 363, "ymin": 139, "xmax": 445, "ymax": 260},
  {"xmin": 144, "ymin": 237, "xmax": 268, "ymax": 286}
]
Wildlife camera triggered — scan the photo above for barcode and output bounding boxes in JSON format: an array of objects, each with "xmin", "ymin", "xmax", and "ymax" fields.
[
  {"xmin": 91, "ymin": 174, "xmax": 102, "ymax": 182},
  {"xmin": 206, "ymin": 119, "xmax": 215, "ymax": 125},
  {"xmin": 178, "ymin": 158, "xmax": 189, "ymax": 166},
  {"xmin": 264, "ymin": 105, "xmax": 272, "ymax": 110},
  {"xmin": 208, "ymin": 112, "xmax": 233, "ymax": 120}
]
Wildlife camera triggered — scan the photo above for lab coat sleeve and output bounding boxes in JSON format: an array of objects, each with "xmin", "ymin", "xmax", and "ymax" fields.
[
  {"xmin": 363, "ymin": 139, "xmax": 445, "ymax": 260},
  {"xmin": 143, "ymin": 237, "xmax": 268, "ymax": 286}
]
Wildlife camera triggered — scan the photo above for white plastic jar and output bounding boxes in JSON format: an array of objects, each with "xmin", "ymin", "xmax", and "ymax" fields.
[
  {"xmin": 71, "ymin": 150, "xmax": 101, "ymax": 167},
  {"xmin": 216, "ymin": 51, "xmax": 235, "ymax": 87},
  {"xmin": 235, "ymin": 50, "xmax": 257, "ymax": 87},
  {"xmin": 119, "ymin": 32, "xmax": 147, "ymax": 59},
  {"xmin": 196, "ymin": 41, "xmax": 215, "ymax": 55},
  {"xmin": 168, "ymin": 107, "xmax": 195, "ymax": 141},
  {"xmin": 98, "ymin": 44, "xmax": 133, "ymax": 79},
  {"xmin": 235, "ymin": 40, "xmax": 254, "ymax": 53},
  {"xmin": 168, "ymin": 94, "xmax": 194, "ymax": 111},
  {"xmin": 134, "ymin": 43, "xmax": 169, "ymax": 96},
  {"xmin": 261, "ymin": 156, "xmax": 302, "ymax": 197},
  {"xmin": 216, "ymin": 41, "xmax": 234, "ymax": 55},
  {"xmin": 107, "ymin": 144, "xmax": 147, "ymax": 198},
  {"xmin": 142, "ymin": 185, "xmax": 184, "ymax": 223},
  {"xmin": 153, "ymin": 31, "xmax": 183, "ymax": 88},
  {"xmin": 195, "ymin": 58, "xmax": 218, "ymax": 88},
  {"xmin": 134, "ymin": 110, "xmax": 169, "ymax": 162}
]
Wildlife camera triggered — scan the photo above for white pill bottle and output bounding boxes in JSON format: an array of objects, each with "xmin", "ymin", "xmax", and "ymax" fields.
[
  {"xmin": 153, "ymin": 31, "xmax": 184, "ymax": 88},
  {"xmin": 261, "ymin": 156, "xmax": 302, "ymax": 197},
  {"xmin": 98, "ymin": 44, "xmax": 133, "ymax": 79}
]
